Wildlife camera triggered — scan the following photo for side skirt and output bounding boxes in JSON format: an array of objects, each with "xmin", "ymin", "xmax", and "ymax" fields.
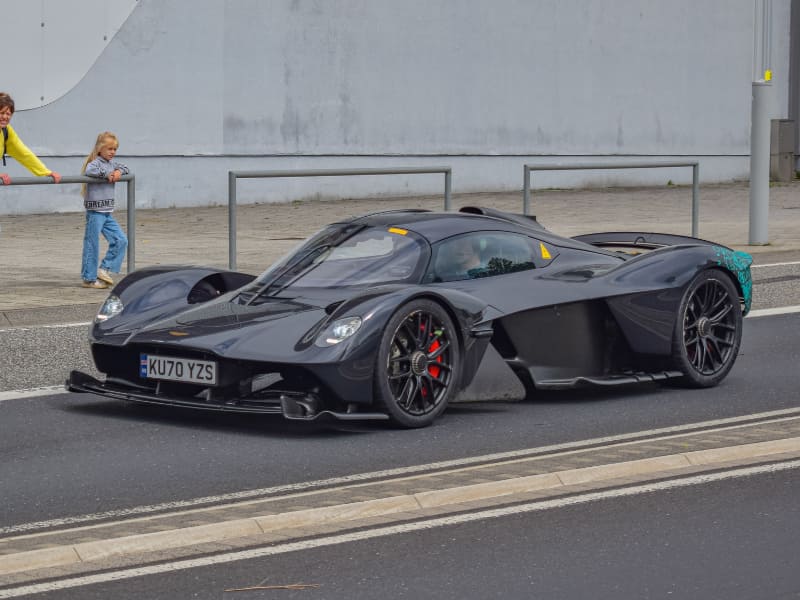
[{"xmin": 534, "ymin": 370, "xmax": 683, "ymax": 389}]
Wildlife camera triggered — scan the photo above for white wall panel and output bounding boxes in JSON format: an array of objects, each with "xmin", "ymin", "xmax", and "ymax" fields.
[
  {"xmin": 4, "ymin": 2, "xmax": 43, "ymax": 108},
  {"xmin": 0, "ymin": 0, "xmax": 794, "ymax": 214},
  {"xmin": 3, "ymin": 0, "xmax": 137, "ymax": 109}
]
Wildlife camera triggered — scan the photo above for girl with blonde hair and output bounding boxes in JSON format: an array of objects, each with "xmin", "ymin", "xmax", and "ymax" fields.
[{"xmin": 80, "ymin": 131, "xmax": 129, "ymax": 289}]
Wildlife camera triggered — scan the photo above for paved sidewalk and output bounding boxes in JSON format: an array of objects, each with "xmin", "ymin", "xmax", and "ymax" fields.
[
  {"xmin": 1, "ymin": 180, "xmax": 799, "ymax": 325},
  {"xmin": 3, "ymin": 414, "xmax": 800, "ymax": 582}
]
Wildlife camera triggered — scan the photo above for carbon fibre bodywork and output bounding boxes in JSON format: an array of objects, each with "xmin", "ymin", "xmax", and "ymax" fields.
[{"xmin": 68, "ymin": 207, "xmax": 752, "ymax": 423}]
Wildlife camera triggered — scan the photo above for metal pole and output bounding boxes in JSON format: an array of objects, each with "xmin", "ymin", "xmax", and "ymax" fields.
[
  {"xmin": 228, "ymin": 171, "xmax": 237, "ymax": 270},
  {"xmin": 691, "ymin": 164, "xmax": 699, "ymax": 238},
  {"xmin": 444, "ymin": 169, "xmax": 452, "ymax": 211},
  {"xmin": 523, "ymin": 167, "xmax": 531, "ymax": 215},
  {"xmin": 127, "ymin": 176, "xmax": 136, "ymax": 272},
  {"xmin": 749, "ymin": 81, "xmax": 772, "ymax": 244}
]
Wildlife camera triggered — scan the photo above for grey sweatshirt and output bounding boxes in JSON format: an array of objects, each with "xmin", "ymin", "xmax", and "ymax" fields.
[{"xmin": 84, "ymin": 157, "xmax": 129, "ymax": 212}]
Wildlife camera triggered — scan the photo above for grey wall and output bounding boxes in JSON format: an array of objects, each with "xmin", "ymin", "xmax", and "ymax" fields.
[{"xmin": 2, "ymin": 0, "xmax": 795, "ymax": 214}]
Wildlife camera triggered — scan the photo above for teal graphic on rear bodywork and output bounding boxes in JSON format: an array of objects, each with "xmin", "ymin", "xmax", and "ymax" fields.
[{"xmin": 713, "ymin": 246, "xmax": 753, "ymax": 314}]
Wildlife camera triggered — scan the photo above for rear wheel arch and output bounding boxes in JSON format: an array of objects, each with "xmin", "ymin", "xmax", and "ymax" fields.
[{"xmin": 716, "ymin": 266, "xmax": 748, "ymax": 311}]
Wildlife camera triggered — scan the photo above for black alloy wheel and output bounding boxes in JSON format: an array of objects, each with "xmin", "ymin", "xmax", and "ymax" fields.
[
  {"xmin": 374, "ymin": 299, "xmax": 460, "ymax": 428},
  {"xmin": 672, "ymin": 269, "xmax": 743, "ymax": 387}
]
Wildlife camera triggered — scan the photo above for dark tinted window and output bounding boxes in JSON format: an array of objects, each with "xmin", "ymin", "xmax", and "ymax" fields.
[{"xmin": 426, "ymin": 232, "xmax": 545, "ymax": 282}]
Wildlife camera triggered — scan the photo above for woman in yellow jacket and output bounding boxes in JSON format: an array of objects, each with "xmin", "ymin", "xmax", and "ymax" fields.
[{"xmin": 0, "ymin": 92, "xmax": 61, "ymax": 185}]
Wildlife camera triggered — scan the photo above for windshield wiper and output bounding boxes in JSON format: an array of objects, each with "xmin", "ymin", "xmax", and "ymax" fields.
[
  {"xmin": 243, "ymin": 245, "xmax": 331, "ymax": 305},
  {"xmin": 236, "ymin": 223, "xmax": 367, "ymax": 305}
]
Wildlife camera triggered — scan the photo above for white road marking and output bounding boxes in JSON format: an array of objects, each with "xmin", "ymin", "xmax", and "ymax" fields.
[
  {"xmin": 4, "ymin": 406, "xmax": 800, "ymax": 537},
  {"xmin": 751, "ymin": 260, "xmax": 800, "ymax": 268},
  {"xmin": 0, "ymin": 386, "xmax": 66, "ymax": 402},
  {"xmin": 2, "ymin": 458, "xmax": 798, "ymax": 599},
  {"xmin": 0, "ymin": 321, "xmax": 90, "ymax": 334},
  {"xmin": 746, "ymin": 305, "xmax": 800, "ymax": 318}
]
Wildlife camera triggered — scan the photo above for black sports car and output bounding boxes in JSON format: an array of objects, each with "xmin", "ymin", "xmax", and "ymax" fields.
[{"xmin": 68, "ymin": 206, "xmax": 753, "ymax": 428}]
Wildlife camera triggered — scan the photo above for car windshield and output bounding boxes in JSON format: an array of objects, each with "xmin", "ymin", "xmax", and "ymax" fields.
[{"xmin": 253, "ymin": 224, "xmax": 428, "ymax": 294}]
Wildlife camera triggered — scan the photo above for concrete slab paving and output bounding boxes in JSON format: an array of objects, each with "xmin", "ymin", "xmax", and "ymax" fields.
[{"xmin": 2, "ymin": 180, "xmax": 799, "ymax": 322}]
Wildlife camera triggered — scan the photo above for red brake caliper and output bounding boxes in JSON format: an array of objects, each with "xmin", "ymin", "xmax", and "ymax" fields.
[{"xmin": 427, "ymin": 338, "xmax": 442, "ymax": 379}]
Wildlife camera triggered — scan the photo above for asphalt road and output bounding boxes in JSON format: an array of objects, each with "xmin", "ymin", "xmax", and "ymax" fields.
[
  {"xmin": 1, "ymin": 261, "xmax": 798, "ymax": 598},
  {"xmin": 21, "ymin": 464, "xmax": 799, "ymax": 600},
  {"xmin": 1, "ymin": 312, "xmax": 798, "ymax": 530}
]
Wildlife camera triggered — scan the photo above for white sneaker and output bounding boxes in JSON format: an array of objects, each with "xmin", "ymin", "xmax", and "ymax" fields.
[{"xmin": 97, "ymin": 269, "xmax": 114, "ymax": 285}]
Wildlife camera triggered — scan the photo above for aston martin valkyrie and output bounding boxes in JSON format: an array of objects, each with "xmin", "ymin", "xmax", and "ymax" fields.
[{"xmin": 67, "ymin": 206, "xmax": 753, "ymax": 428}]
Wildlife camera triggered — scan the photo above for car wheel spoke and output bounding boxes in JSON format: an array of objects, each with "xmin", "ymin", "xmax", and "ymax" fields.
[
  {"xmin": 707, "ymin": 337, "xmax": 725, "ymax": 368},
  {"xmin": 425, "ymin": 370, "xmax": 448, "ymax": 388},
  {"xmin": 709, "ymin": 303, "xmax": 733, "ymax": 324},
  {"xmin": 427, "ymin": 339, "xmax": 450, "ymax": 360},
  {"xmin": 397, "ymin": 376, "xmax": 417, "ymax": 410},
  {"xmin": 400, "ymin": 323, "xmax": 419, "ymax": 351},
  {"xmin": 701, "ymin": 283, "xmax": 714, "ymax": 312},
  {"xmin": 697, "ymin": 347, "xmax": 709, "ymax": 373},
  {"xmin": 415, "ymin": 313, "xmax": 432, "ymax": 348}
]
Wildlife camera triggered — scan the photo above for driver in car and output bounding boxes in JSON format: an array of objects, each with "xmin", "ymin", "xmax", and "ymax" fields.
[{"xmin": 438, "ymin": 236, "xmax": 487, "ymax": 280}]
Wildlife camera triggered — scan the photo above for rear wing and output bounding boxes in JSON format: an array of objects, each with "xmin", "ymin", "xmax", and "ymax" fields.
[{"xmin": 572, "ymin": 231, "xmax": 722, "ymax": 251}]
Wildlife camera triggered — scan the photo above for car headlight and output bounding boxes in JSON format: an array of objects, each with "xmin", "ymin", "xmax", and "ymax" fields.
[
  {"xmin": 316, "ymin": 316, "xmax": 362, "ymax": 347},
  {"xmin": 95, "ymin": 294, "xmax": 124, "ymax": 322}
]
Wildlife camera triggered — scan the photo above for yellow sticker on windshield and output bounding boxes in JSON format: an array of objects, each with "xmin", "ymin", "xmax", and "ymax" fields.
[
  {"xmin": 539, "ymin": 242, "xmax": 552, "ymax": 260},
  {"xmin": 388, "ymin": 227, "xmax": 408, "ymax": 235}
]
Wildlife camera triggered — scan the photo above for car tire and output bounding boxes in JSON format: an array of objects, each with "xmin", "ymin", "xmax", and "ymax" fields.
[
  {"xmin": 374, "ymin": 299, "xmax": 460, "ymax": 428},
  {"xmin": 671, "ymin": 269, "xmax": 743, "ymax": 388}
]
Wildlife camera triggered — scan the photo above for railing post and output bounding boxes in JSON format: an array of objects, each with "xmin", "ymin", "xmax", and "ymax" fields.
[
  {"xmin": 691, "ymin": 163, "xmax": 699, "ymax": 238},
  {"xmin": 127, "ymin": 176, "xmax": 136, "ymax": 273},
  {"xmin": 444, "ymin": 168, "xmax": 452, "ymax": 211},
  {"xmin": 523, "ymin": 166, "xmax": 531, "ymax": 216},
  {"xmin": 229, "ymin": 171, "xmax": 237, "ymax": 270}
]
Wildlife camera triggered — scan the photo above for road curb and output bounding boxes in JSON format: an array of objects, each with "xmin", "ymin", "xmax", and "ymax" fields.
[{"xmin": 2, "ymin": 436, "xmax": 799, "ymax": 577}]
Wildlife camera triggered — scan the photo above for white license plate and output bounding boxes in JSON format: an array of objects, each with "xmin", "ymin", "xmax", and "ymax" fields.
[{"xmin": 139, "ymin": 354, "xmax": 217, "ymax": 385}]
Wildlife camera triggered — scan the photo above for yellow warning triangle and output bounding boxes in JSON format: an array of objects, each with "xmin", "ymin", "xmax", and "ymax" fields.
[{"xmin": 540, "ymin": 242, "xmax": 552, "ymax": 260}]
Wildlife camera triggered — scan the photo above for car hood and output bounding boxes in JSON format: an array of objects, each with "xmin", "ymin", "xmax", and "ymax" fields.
[
  {"xmin": 171, "ymin": 295, "xmax": 321, "ymax": 328},
  {"xmin": 132, "ymin": 293, "xmax": 323, "ymax": 335},
  {"xmin": 116, "ymin": 295, "xmax": 326, "ymax": 359}
]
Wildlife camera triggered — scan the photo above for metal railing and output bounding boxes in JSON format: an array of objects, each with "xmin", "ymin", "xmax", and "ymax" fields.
[
  {"xmin": 1, "ymin": 175, "xmax": 137, "ymax": 272},
  {"xmin": 523, "ymin": 161, "xmax": 701, "ymax": 237},
  {"xmin": 227, "ymin": 166, "xmax": 452, "ymax": 270}
]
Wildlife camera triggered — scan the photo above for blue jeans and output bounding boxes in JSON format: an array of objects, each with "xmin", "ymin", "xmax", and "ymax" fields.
[{"xmin": 81, "ymin": 211, "xmax": 128, "ymax": 282}]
